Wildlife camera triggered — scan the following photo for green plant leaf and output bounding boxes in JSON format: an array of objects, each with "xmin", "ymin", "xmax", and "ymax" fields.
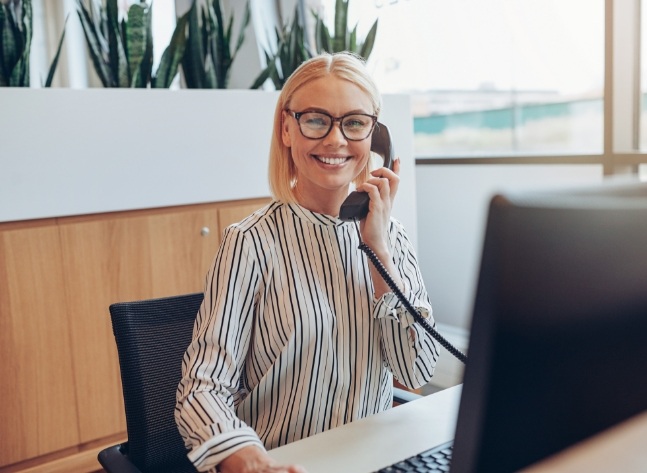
[
  {"xmin": 359, "ymin": 19, "xmax": 377, "ymax": 60},
  {"xmin": 333, "ymin": 0, "xmax": 348, "ymax": 52},
  {"xmin": 140, "ymin": 3, "xmax": 153, "ymax": 87},
  {"xmin": 250, "ymin": 49, "xmax": 274, "ymax": 89},
  {"xmin": 349, "ymin": 24, "xmax": 357, "ymax": 53},
  {"xmin": 152, "ymin": 10, "xmax": 188, "ymax": 88},
  {"xmin": 313, "ymin": 14, "xmax": 331, "ymax": 54},
  {"xmin": 125, "ymin": 3, "xmax": 148, "ymax": 87},
  {"xmin": 76, "ymin": 3, "xmax": 112, "ymax": 87},
  {"xmin": 208, "ymin": 2, "xmax": 229, "ymax": 88},
  {"xmin": 0, "ymin": 4, "xmax": 19, "ymax": 84},
  {"xmin": 17, "ymin": 0, "xmax": 32, "ymax": 86},
  {"xmin": 106, "ymin": 0, "xmax": 121, "ymax": 85},
  {"xmin": 182, "ymin": 0, "xmax": 206, "ymax": 88},
  {"xmin": 203, "ymin": 51, "xmax": 217, "ymax": 88},
  {"xmin": 0, "ymin": 0, "xmax": 31, "ymax": 86},
  {"xmin": 233, "ymin": 2, "xmax": 250, "ymax": 57},
  {"xmin": 44, "ymin": 15, "xmax": 68, "ymax": 87}
]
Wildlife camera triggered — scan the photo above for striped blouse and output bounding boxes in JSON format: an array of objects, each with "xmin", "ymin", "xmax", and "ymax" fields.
[{"xmin": 175, "ymin": 201, "xmax": 439, "ymax": 471}]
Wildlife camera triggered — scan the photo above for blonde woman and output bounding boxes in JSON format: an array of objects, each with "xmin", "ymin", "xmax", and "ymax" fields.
[{"xmin": 176, "ymin": 52, "xmax": 439, "ymax": 473}]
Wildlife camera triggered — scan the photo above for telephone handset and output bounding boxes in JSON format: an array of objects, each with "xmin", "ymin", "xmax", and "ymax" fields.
[
  {"xmin": 338, "ymin": 122, "xmax": 468, "ymax": 364},
  {"xmin": 339, "ymin": 122, "xmax": 395, "ymax": 222}
]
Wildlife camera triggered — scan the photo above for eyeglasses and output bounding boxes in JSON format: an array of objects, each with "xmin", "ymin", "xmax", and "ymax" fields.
[{"xmin": 286, "ymin": 109, "xmax": 378, "ymax": 141}]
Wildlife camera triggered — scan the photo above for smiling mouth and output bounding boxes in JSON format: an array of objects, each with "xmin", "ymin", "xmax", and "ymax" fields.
[{"xmin": 314, "ymin": 155, "xmax": 350, "ymax": 165}]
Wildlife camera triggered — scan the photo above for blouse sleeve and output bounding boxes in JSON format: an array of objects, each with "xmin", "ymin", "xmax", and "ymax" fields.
[
  {"xmin": 175, "ymin": 225, "xmax": 264, "ymax": 472},
  {"xmin": 372, "ymin": 219, "xmax": 439, "ymax": 389}
]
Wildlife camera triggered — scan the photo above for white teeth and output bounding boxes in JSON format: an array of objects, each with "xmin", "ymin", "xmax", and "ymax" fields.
[{"xmin": 317, "ymin": 156, "xmax": 348, "ymax": 165}]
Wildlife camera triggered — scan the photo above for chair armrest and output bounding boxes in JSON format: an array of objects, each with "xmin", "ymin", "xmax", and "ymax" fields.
[
  {"xmin": 98, "ymin": 444, "xmax": 143, "ymax": 473},
  {"xmin": 393, "ymin": 387, "xmax": 423, "ymax": 404}
]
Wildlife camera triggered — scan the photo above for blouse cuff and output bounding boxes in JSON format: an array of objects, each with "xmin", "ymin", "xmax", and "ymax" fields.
[
  {"xmin": 373, "ymin": 291, "xmax": 431, "ymax": 329},
  {"xmin": 188, "ymin": 427, "xmax": 265, "ymax": 472}
]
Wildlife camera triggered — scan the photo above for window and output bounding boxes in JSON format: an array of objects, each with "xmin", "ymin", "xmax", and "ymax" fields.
[{"xmin": 318, "ymin": 0, "xmax": 605, "ymax": 158}]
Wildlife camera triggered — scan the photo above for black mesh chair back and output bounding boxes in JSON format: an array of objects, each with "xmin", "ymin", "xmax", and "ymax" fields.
[
  {"xmin": 98, "ymin": 292, "xmax": 420, "ymax": 472},
  {"xmin": 98, "ymin": 293, "xmax": 203, "ymax": 473}
]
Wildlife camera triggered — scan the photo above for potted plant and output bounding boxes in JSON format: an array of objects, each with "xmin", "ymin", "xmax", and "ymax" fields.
[
  {"xmin": 312, "ymin": 0, "xmax": 377, "ymax": 60},
  {"xmin": 251, "ymin": 0, "xmax": 378, "ymax": 90},
  {"xmin": 76, "ymin": 0, "xmax": 187, "ymax": 88},
  {"xmin": 181, "ymin": 0, "xmax": 251, "ymax": 89}
]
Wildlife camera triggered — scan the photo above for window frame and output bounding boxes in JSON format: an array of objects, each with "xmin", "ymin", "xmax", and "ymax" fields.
[{"xmin": 416, "ymin": 0, "xmax": 645, "ymax": 178}]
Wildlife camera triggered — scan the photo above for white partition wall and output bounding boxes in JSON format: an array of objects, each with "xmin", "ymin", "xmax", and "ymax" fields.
[{"xmin": 1, "ymin": 89, "xmax": 417, "ymax": 246}]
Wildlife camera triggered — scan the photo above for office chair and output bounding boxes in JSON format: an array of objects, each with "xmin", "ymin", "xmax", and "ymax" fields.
[{"xmin": 98, "ymin": 292, "xmax": 421, "ymax": 473}]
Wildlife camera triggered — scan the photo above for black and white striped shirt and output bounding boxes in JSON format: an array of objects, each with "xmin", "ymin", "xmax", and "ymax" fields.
[{"xmin": 175, "ymin": 201, "xmax": 438, "ymax": 471}]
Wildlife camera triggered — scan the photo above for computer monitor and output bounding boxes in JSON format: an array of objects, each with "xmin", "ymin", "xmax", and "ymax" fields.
[{"xmin": 450, "ymin": 178, "xmax": 647, "ymax": 472}]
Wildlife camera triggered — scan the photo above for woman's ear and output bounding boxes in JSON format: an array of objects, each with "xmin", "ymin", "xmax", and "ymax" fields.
[{"xmin": 281, "ymin": 111, "xmax": 292, "ymax": 147}]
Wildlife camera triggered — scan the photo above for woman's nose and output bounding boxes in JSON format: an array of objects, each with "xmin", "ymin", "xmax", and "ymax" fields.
[{"xmin": 323, "ymin": 120, "xmax": 348, "ymax": 145}]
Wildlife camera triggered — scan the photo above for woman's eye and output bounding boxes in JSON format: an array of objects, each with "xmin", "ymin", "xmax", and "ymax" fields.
[
  {"xmin": 304, "ymin": 115, "xmax": 329, "ymax": 128},
  {"xmin": 344, "ymin": 116, "xmax": 370, "ymax": 129}
]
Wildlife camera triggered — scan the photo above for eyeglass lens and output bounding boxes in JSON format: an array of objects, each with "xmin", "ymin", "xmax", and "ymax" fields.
[{"xmin": 297, "ymin": 112, "xmax": 375, "ymax": 140}]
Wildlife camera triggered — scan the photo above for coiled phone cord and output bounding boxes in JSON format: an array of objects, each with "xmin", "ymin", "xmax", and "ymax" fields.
[{"xmin": 354, "ymin": 220, "xmax": 468, "ymax": 365}]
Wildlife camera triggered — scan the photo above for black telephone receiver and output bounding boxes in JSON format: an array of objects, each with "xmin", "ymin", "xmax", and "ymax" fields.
[
  {"xmin": 339, "ymin": 122, "xmax": 468, "ymax": 364},
  {"xmin": 339, "ymin": 122, "xmax": 395, "ymax": 222}
]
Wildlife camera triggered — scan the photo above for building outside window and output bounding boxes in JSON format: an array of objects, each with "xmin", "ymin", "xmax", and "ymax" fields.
[{"xmin": 317, "ymin": 0, "xmax": 605, "ymax": 158}]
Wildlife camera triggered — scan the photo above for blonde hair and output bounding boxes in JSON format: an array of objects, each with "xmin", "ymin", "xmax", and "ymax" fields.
[{"xmin": 268, "ymin": 52, "xmax": 382, "ymax": 203}]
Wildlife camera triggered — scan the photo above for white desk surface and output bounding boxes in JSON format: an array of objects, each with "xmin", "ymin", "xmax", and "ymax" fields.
[
  {"xmin": 267, "ymin": 385, "xmax": 461, "ymax": 473},
  {"xmin": 268, "ymin": 384, "xmax": 647, "ymax": 473}
]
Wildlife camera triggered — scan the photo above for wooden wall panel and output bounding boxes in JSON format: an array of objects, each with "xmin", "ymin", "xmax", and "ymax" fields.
[
  {"xmin": 0, "ymin": 198, "xmax": 270, "ymax": 469},
  {"xmin": 59, "ymin": 216, "xmax": 153, "ymax": 443},
  {"xmin": 147, "ymin": 207, "xmax": 221, "ymax": 297},
  {"xmin": 0, "ymin": 224, "xmax": 80, "ymax": 465}
]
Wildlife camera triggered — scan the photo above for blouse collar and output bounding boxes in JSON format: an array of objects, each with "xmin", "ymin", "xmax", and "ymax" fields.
[{"xmin": 287, "ymin": 202, "xmax": 346, "ymax": 227}]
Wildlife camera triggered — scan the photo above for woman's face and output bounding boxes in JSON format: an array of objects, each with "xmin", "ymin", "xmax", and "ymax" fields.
[{"xmin": 282, "ymin": 76, "xmax": 374, "ymax": 207}]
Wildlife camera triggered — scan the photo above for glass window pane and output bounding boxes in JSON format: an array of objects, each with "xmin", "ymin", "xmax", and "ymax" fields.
[{"xmin": 322, "ymin": 0, "xmax": 604, "ymax": 157}]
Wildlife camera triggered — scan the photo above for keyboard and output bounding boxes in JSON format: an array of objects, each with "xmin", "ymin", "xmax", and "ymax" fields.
[{"xmin": 373, "ymin": 440, "xmax": 454, "ymax": 472}]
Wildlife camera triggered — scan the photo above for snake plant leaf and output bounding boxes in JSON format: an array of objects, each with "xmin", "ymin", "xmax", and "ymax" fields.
[
  {"xmin": 349, "ymin": 24, "xmax": 357, "ymax": 52},
  {"xmin": 182, "ymin": 0, "xmax": 206, "ymax": 88},
  {"xmin": 203, "ymin": 51, "xmax": 217, "ymax": 88},
  {"xmin": 0, "ymin": 0, "xmax": 32, "ymax": 87},
  {"xmin": 251, "ymin": 6, "xmax": 311, "ymax": 90},
  {"xmin": 44, "ymin": 16, "xmax": 68, "ymax": 87},
  {"xmin": 106, "ymin": 0, "xmax": 121, "ymax": 85},
  {"xmin": 125, "ymin": 2, "xmax": 148, "ymax": 87},
  {"xmin": 1, "ymin": 5, "xmax": 19, "ymax": 85},
  {"xmin": 313, "ymin": 13, "xmax": 331, "ymax": 54},
  {"xmin": 250, "ymin": 49, "xmax": 274, "ymax": 89},
  {"xmin": 76, "ymin": 5, "xmax": 111, "ymax": 86},
  {"xmin": 211, "ymin": 1, "xmax": 227, "ymax": 60},
  {"xmin": 136, "ymin": 3, "xmax": 153, "ymax": 88},
  {"xmin": 207, "ymin": 3, "xmax": 227, "ymax": 88},
  {"xmin": 16, "ymin": 0, "xmax": 32, "ymax": 86},
  {"xmin": 152, "ymin": 10, "xmax": 188, "ymax": 88},
  {"xmin": 234, "ymin": 2, "xmax": 250, "ymax": 56},
  {"xmin": 333, "ymin": 0, "xmax": 348, "ymax": 52},
  {"xmin": 359, "ymin": 19, "xmax": 377, "ymax": 60}
]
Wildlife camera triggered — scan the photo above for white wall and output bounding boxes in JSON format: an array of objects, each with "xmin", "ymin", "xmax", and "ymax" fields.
[
  {"xmin": 415, "ymin": 164, "xmax": 604, "ymax": 330},
  {"xmin": 0, "ymin": 90, "xmax": 417, "ymax": 246}
]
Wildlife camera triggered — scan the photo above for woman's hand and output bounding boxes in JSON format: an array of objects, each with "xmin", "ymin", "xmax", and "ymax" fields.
[
  {"xmin": 218, "ymin": 445, "xmax": 308, "ymax": 473},
  {"xmin": 355, "ymin": 158, "xmax": 404, "ymax": 299},
  {"xmin": 356, "ymin": 157, "xmax": 401, "ymax": 255}
]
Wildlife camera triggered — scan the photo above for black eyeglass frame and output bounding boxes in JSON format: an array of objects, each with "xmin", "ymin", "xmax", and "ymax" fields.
[{"xmin": 286, "ymin": 109, "xmax": 378, "ymax": 141}]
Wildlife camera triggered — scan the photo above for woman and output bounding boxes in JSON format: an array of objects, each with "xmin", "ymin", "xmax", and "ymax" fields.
[{"xmin": 176, "ymin": 52, "xmax": 439, "ymax": 473}]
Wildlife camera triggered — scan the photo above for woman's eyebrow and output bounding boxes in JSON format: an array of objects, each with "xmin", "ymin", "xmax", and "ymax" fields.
[{"xmin": 297, "ymin": 106, "xmax": 373, "ymax": 115}]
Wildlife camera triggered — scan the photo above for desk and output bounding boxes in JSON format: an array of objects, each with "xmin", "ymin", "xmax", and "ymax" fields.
[
  {"xmin": 268, "ymin": 385, "xmax": 461, "ymax": 473},
  {"xmin": 268, "ymin": 385, "xmax": 647, "ymax": 473}
]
